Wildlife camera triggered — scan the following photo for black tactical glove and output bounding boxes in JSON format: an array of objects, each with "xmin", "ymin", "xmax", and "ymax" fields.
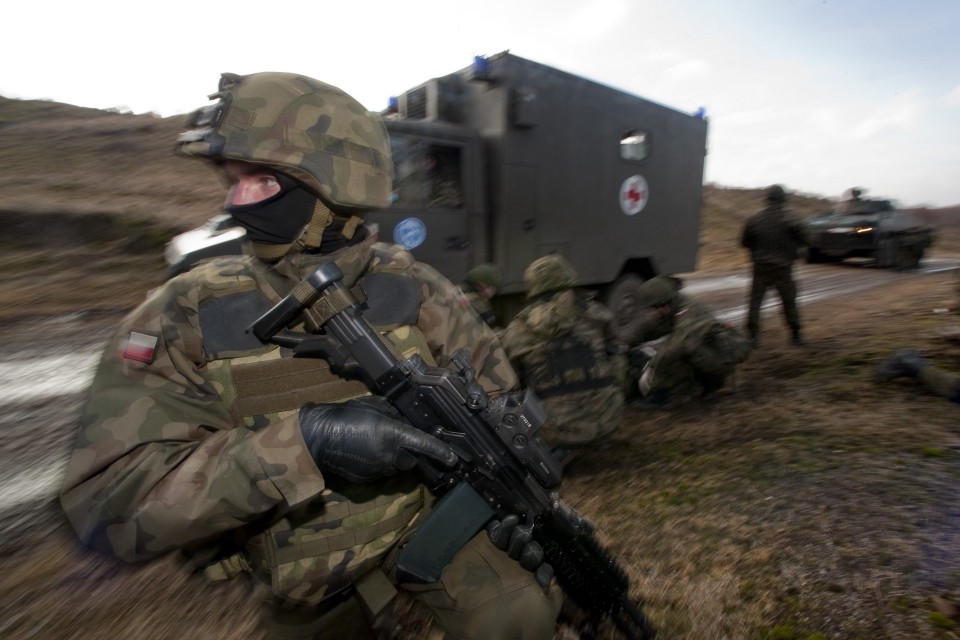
[
  {"xmin": 298, "ymin": 400, "xmax": 457, "ymax": 483},
  {"xmin": 486, "ymin": 514, "xmax": 554, "ymax": 590}
]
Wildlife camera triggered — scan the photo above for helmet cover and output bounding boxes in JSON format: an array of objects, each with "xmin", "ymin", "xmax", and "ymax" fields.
[
  {"xmin": 177, "ymin": 72, "xmax": 393, "ymax": 212},
  {"xmin": 524, "ymin": 254, "xmax": 578, "ymax": 299},
  {"xmin": 636, "ymin": 275, "xmax": 682, "ymax": 308}
]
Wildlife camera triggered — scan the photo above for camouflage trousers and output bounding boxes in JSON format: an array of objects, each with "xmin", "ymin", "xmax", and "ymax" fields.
[
  {"xmin": 644, "ymin": 350, "xmax": 734, "ymax": 401},
  {"xmin": 260, "ymin": 531, "xmax": 563, "ymax": 639},
  {"xmin": 918, "ymin": 365, "xmax": 960, "ymax": 403},
  {"xmin": 746, "ymin": 262, "xmax": 800, "ymax": 337}
]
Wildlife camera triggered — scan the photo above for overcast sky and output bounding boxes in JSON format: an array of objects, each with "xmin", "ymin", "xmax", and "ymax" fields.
[{"xmin": 4, "ymin": 0, "xmax": 959, "ymax": 207}]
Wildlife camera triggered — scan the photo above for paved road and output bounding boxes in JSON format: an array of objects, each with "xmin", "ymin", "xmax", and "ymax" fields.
[
  {"xmin": 1, "ymin": 259, "xmax": 957, "ymax": 539},
  {"xmin": 684, "ymin": 257, "xmax": 959, "ymax": 324}
]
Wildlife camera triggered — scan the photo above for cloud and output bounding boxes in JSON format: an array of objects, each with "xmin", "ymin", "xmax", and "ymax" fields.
[
  {"xmin": 663, "ymin": 59, "xmax": 711, "ymax": 83},
  {"xmin": 849, "ymin": 89, "xmax": 924, "ymax": 139},
  {"xmin": 556, "ymin": 0, "xmax": 633, "ymax": 41}
]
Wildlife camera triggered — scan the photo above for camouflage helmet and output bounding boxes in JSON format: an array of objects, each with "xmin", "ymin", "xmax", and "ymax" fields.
[
  {"xmin": 176, "ymin": 72, "xmax": 393, "ymax": 213},
  {"xmin": 524, "ymin": 254, "xmax": 577, "ymax": 299},
  {"xmin": 765, "ymin": 184, "xmax": 786, "ymax": 204},
  {"xmin": 636, "ymin": 275, "xmax": 682, "ymax": 308},
  {"xmin": 464, "ymin": 263, "xmax": 501, "ymax": 289}
]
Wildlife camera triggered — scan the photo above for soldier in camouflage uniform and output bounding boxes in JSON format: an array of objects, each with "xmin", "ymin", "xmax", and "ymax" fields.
[
  {"xmin": 59, "ymin": 72, "xmax": 560, "ymax": 639},
  {"xmin": 876, "ymin": 348, "xmax": 960, "ymax": 403},
  {"xmin": 500, "ymin": 255, "xmax": 625, "ymax": 462},
  {"xmin": 458, "ymin": 262, "xmax": 501, "ymax": 329},
  {"xmin": 624, "ymin": 275, "xmax": 752, "ymax": 406},
  {"xmin": 741, "ymin": 184, "xmax": 809, "ymax": 346}
]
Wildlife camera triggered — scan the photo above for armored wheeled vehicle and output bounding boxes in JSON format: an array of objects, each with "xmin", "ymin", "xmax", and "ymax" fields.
[{"xmin": 804, "ymin": 197, "xmax": 934, "ymax": 269}]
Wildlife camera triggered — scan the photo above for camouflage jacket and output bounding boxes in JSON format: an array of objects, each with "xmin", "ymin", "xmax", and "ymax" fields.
[
  {"xmin": 501, "ymin": 290, "xmax": 625, "ymax": 446},
  {"xmin": 59, "ymin": 231, "xmax": 516, "ymax": 605},
  {"xmin": 741, "ymin": 203, "xmax": 808, "ymax": 267},
  {"xmin": 643, "ymin": 295, "xmax": 750, "ymax": 388}
]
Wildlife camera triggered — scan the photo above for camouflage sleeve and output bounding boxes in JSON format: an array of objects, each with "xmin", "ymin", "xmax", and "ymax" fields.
[
  {"xmin": 585, "ymin": 299, "xmax": 620, "ymax": 343},
  {"xmin": 59, "ymin": 278, "xmax": 324, "ymax": 563},
  {"xmin": 411, "ymin": 261, "xmax": 519, "ymax": 395},
  {"xmin": 653, "ymin": 302, "xmax": 715, "ymax": 367},
  {"xmin": 499, "ymin": 316, "xmax": 534, "ymax": 377}
]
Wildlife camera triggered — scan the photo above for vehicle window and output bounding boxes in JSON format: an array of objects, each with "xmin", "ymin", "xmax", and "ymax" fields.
[
  {"xmin": 391, "ymin": 134, "xmax": 465, "ymax": 209},
  {"xmin": 620, "ymin": 130, "xmax": 649, "ymax": 162}
]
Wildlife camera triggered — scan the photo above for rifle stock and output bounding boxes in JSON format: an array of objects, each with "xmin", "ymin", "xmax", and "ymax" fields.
[{"xmin": 248, "ymin": 262, "xmax": 656, "ymax": 639}]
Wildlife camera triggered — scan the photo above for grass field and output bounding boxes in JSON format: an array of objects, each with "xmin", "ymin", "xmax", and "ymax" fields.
[{"xmin": 2, "ymin": 96, "xmax": 960, "ymax": 639}]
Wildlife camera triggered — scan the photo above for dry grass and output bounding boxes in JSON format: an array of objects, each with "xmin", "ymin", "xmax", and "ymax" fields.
[{"xmin": 3, "ymin": 96, "xmax": 960, "ymax": 639}]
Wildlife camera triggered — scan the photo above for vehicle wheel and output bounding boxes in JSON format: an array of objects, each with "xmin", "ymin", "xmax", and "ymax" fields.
[
  {"xmin": 604, "ymin": 274, "xmax": 646, "ymax": 345},
  {"xmin": 901, "ymin": 246, "xmax": 923, "ymax": 270},
  {"xmin": 806, "ymin": 247, "xmax": 826, "ymax": 264},
  {"xmin": 875, "ymin": 236, "xmax": 893, "ymax": 269}
]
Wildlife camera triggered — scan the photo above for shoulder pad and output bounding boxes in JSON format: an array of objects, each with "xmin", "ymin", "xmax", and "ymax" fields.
[
  {"xmin": 370, "ymin": 242, "xmax": 417, "ymax": 271},
  {"xmin": 359, "ymin": 271, "xmax": 422, "ymax": 327},
  {"xmin": 178, "ymin": 255, "xmax": 261, "ymax": 294},
  {"xmin": 186, "ymin": 256, "xmax": 276, "ymax": 358}
]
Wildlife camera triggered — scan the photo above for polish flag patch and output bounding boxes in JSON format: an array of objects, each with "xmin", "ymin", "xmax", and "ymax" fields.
[{"xmin": 122, "ymin": 331, "xmax": 159, "ymax": 364}]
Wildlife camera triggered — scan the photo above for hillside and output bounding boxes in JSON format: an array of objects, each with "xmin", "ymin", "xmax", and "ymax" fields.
[
  {"xmin": 7, "ymin": 97, "xmax": 960, "ymax": 270},
  {"xmin": 0, "ymin": 97, "xmax": 220, "ymax": 231},
  {"xmin": 2, "ymin": 95, "xmax": 957, "ymax": 281}
]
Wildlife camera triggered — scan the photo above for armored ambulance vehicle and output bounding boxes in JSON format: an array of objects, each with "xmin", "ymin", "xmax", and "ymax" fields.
[{"xmin": 166, "ymin": 52, "xmax": 709, "ymax": 329}]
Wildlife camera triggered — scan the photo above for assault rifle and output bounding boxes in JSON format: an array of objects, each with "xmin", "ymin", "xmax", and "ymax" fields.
[{"xmin": 248, "ymin": 262, "xmax": 656, "ymax": 639}]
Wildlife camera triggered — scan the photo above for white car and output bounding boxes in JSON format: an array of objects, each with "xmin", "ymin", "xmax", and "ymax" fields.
[{"xmin": 164, "ymin": 214, "xmax": 246, "ymax": 278}]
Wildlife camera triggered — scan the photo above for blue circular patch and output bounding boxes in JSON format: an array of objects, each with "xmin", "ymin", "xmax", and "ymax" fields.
[{"xmin": 393, "ymin": 217, "xmax": 427, "ymax": 250}]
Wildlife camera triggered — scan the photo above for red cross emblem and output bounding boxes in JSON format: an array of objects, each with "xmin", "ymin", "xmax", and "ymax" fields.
[{"xmin": 620, "ymin": 175, "xmax": 649, "ymax": 215}]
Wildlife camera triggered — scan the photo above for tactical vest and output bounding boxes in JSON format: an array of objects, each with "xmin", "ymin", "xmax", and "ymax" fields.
[
  {"xmin": 193, "ymin": 250, "xmax": 433, "ymax": 606},
  {"xmin": 509, "ymin": 293, "xmax": 622, "ymax": 445},
  {"xmin": 514, "ymin": 297, "xmax": 615, "ymax": 399}
]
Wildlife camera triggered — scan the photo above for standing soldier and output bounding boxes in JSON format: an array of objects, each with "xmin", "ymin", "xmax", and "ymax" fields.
[
  {"xmin": 625, "ymin": 275, "xmax": 752, "ymax": 406},
  {"xmin": 741, "ymin": 184, "xmax": 809, "ymax": 346},
  {"xmin": 501, "ymin": 255, "xmax": 626, "ymax": 466},
  {"xmin": 59, "ymin": 72, "xmax": 560, "ymax": 639},
  {"xmin": 458, "ymin": 262, "xmax": 501, "ymax": 329}
]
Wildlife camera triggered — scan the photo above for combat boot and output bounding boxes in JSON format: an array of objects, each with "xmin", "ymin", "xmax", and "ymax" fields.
[{"xmin": 875, "ymin": 348, "xmax": 929, "ymax": 382}]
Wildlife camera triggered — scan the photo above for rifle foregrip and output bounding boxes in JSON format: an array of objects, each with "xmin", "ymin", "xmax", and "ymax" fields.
[{"xmin": 540, "ymin": 522, "xmax": 656, "ymax": 640}]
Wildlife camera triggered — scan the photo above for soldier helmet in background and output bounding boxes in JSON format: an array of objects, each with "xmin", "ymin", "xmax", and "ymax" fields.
[
  {"xmin": 175, "ymin": 73, "xmax": 394, "ymax": 260},
  {"xmin": 464, "ymin": 263, "xmax": 501, "ymax": 290},
  {"xmin": 524, "ymin": 254, "xmax": 578, "ymax": 299},
  {"xmin": 636, "ymin": 275, "xmax": 683, "ymax": 308},
  {"xmin": 841, "ymin": 187, "xmax": 863, "ymax": 201},
  {"xmin": 765, "ymin": 184, "xmax": 786, "ymax": 204}
]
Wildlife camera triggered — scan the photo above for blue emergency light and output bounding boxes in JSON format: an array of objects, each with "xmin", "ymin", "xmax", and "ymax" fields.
[{"xmin": 472, "ymin": 55, "xmax": 490, "ymax": 80}]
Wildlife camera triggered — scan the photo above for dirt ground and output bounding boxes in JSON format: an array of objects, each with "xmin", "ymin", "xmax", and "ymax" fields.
[{"xmin": 2, "ymin": 237, "xmax": 960, "ymax": 640}]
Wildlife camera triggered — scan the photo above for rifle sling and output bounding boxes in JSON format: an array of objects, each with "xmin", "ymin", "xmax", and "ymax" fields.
[{"xmin": 232, "ymin": 357, "xmax": 369, "ymax": 417}]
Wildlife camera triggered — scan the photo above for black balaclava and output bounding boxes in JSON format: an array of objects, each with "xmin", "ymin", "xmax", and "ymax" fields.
[{"xmin": 224, "ymin": 173, "xmax": 315, "ymax": 253}]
